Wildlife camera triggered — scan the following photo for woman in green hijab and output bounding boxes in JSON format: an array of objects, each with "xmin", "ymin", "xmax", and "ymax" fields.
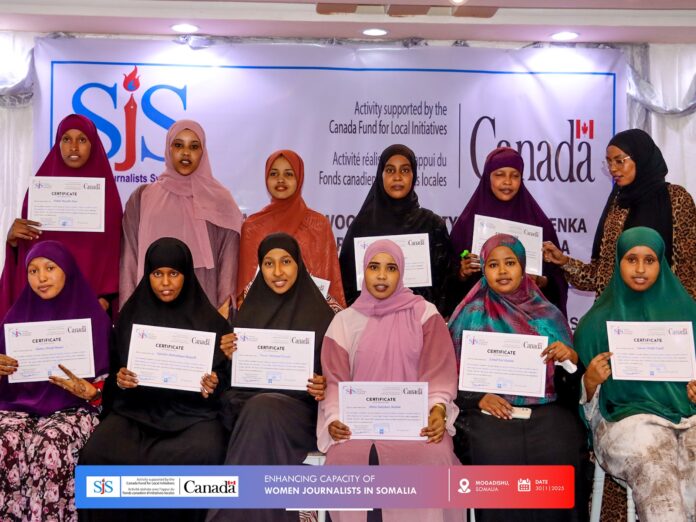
[{"xmin": 575, "ymin": 226, "xmax": 696, "ymax": 522}]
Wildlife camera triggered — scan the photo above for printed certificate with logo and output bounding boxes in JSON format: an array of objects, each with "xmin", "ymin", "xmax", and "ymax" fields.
[
  {"xmin": 310, "ymin": 275, "xmax": 330, "ymax": 299},
  {"xmin": 339, "ymin": 381, "xmax": 428, "ymax": 441},
  {"xmin": 353, "ymin": 233, "xmax": 432, "ymax": 289},
  {"xmin": 28, "ymin": 176, "xmax": 106, "ymax": 232},
  {"xmin": 471, "ymin": 215, "xmax": 543, "ymax": 275},
  {"xmin": 3, "ymin": 318, "xmax": 94, "ymax": 383},
  {"xmin": 232, "ymin": 327, "xmax": 315, "ymax": 391},
  {"xmin": 607, "ymin": 321, "xmax": 696, "ymax": 381},
  {"xmin": 127, "ymin": 324, "xmax": 216, "ymax": 392},
  {"xmin": 458, "ymin": 331, "xmax": 548, "ymax": 398}
]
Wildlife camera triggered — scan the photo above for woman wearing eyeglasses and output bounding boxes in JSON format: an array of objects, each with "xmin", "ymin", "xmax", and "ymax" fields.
[{"xmin": 543, "ymin": 128, "xmax": 696, "ymax": 299}]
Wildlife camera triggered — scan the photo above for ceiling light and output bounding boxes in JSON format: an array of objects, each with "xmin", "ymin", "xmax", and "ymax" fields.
[
  {"xmin": 363, "ymin": 28, "xmax": 388, "ymax": 37},
  {"xmin": 551, "ymin": 31, "xmax": 579, "ymax": 42},
  {"xmin": 171, "ymin": 23, "xmax": 200, "ymax": 34},
  {"xmin": 449, "ymin": 0, "xmax": 467, "ymax": 5}
]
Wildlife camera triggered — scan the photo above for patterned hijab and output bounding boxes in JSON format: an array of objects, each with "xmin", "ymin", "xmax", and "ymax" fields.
[
  {"xmin": 575, "ymin": 227, "xmax": 696, "ymax": 423},
  {"xmin": 448, "ymin": 234, "xmax": 572, "ymax": 405}
]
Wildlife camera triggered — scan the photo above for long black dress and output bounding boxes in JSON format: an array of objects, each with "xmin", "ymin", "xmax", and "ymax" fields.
[
  {"xmin": 80, "ymin": 238, "xmax": 232, "ymax": 522},
  {"xmin": 207, "ymin": 233, "xmax": 335, "ymax": 522}
]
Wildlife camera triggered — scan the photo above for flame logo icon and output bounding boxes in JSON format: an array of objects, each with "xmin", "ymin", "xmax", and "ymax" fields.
[{"xmin": 122, "ymin": 66, "xmax": 141, "ymax": 92}]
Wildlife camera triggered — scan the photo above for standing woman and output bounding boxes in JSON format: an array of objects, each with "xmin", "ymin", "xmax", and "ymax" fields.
[
  {"xmin": 576, "ymin": 227, "xmax": 696, "ymax": 522},
  {"xmin": 448, "ymin": 234, "xmax": 587, "ymax": 522},
  {"xmin": 446, "ymin": 147, "xmax": 567, "ymax": 316},
  {"xmin": 339, "ymin": 144, "xmax": 453, "ymax": 312},
  {"xmin": 208, "ymin": 233, "xmax": 334, "ymax": 522},
  {"xmin": 543, "ymin": 129, "xmax": 696, "ymax": 299},
  {"xmin": 237, "ymin": 150, "xmax": 346, "ymax": 309},
  {"xmin": 0, "ymin": 241, "xmax": 110, "ymax": 521},
  {"xmin": 120, "ymin": 119, "xmax": 243, "ymax": 311},
  {"xmin": 320, "ymin": 239, "xmax": 462, "ymax": 522},
  {"xmin": 81, "ymin": 238, "xmax": 231, "ymax": 522},
  {"xmin": 0, "ymin": 114, "xmax": 123, "ymax": 317}
]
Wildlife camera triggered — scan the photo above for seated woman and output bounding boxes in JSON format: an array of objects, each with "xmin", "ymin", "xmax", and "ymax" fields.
[
  {"xmin": 208, "ymin": 232, "xmax": 335, "ymax": 522},
  {"xmin": 339, "ymin": 144, "xmax": 453, "ymax": 312},
  {"xmin": 0, "ymin": 241, "xmax": 110, "ymax": 521},
  {"xmin": 448, "ymin": 234, "xmax": 587, "ymax": 522},
  {"xmin": 575, "ymin": 226, "xmax": 696, "ymax": 522},
  {"xmin": 237, "ymin": 150, "xmax": 346, "ymax": 310},
  {"xmin": 0, "ymin": 114, "xmax": 122, "ymax": 317},
  {"xmin": 81, "ymin": 237, "xmax": 231, "ymax": 522},
  {"xmin": 319, "ymin": 239, "xmax": 462, "ymax": 522},
  {"xmin": 446, "ymin": 147, "xmax": 567, "ymax": 316},
  {"xmin": 543, "ymin": 129, "xmax": 696, "ymax": 300},
  {"xmin": 120, "ymin": 120, "xmax": 243, "ymax": 312}
]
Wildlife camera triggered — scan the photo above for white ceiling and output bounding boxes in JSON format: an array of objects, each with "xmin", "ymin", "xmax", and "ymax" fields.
[{"xmin": 1, "ymin": 0, "xmax": 696, "ymax": 43}]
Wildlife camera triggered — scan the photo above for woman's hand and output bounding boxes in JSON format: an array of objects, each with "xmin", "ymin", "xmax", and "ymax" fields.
[
  {"xmin": 220, "ymin": 333, "xmax": 237, "ymax": 359},
  {"xmin": 307, "ymin": 373, "xmax": 326, "ymax": 401},
  {"xmin": 98, "ymin": 298, "xmax": 110, "ymax": 311},
  {"xmin": 48, "ymin": 364, "xmax": 99, "ymax": 400},
  {"xmin": 687, "ymin": 381, "xmax": 696, "ymax": 404},
  {"xmin": 217, "ymin": 297, "xmax": 231, "ymax": 320},
  {"xmin": 7, "ymin": 219, "xmax": 41, "ymax": 247},
  {"xmin": 542, "ymin": 242, "xmax": 569, "ymax": 266},
  {"xmin": 200, "ymin": 372, "xmax": 218, "ymax": 399},
  {"xmin": 421, "ymin": 405, "xmax": 446, "ymax": 444},
  {"xmin": 541, "ymin": 341, "xmax": 579, "ymax": 365},
  {"xmin": 479, "ymin": 393, "xmax": 513, "ymax": 420},
  {"xmin": 0, "ymin": 355, "xmax": 19, "ymax": 378},
  {"xmin": 459, "ymin": 254, "xmax": 481, "ymax": 280},
  {"xmin": 329, "ymin": 420, "xmax": 351, "ymax": 442},
  {"xmin": 530, "ymin": 275, "xmax": 549, "ymax": 289},
  {"xmin": 116, "ymin": 367, "xmax": 138, "ymax": 389},
  {"xmin": 583, "ymin": 352, "xmax": 613, "ymax": 402}
]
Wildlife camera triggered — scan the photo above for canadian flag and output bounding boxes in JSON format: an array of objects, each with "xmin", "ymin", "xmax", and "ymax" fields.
[{"xmin": 575, "ymin": 119, "xmax": 594, "ymax": 139}]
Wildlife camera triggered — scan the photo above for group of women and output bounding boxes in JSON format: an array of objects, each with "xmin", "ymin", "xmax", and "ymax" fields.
[{"xmin": 0, "ymin": 112, "xmax": 695, "ymax": 522}]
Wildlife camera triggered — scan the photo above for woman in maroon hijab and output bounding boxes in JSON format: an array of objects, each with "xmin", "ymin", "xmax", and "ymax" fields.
[{"xmin": 0, "ymin": 114, "xmax": 123, "ymax": 318}]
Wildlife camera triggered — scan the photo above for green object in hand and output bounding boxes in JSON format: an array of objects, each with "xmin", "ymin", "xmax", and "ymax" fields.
[{"xmin": 460, "ymin": 249, "xmax": 470, "ymax": 259}]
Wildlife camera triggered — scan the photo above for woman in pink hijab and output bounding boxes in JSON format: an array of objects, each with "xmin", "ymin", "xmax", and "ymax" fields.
[
  {"xmin": 120, "ymin": 119, "xmax": 243, "ymax": 311},
  {"xmin": 318, "ymin": 239, "xmax": 462, "ymax": 522}
]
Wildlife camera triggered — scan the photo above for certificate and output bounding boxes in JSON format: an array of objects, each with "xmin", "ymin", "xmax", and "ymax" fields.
[
  {"xmin": 232, "ymin": 328, "xmax": 315, "ymax": 390},
  {"xmin": 353, "ymin": 233, "xmax": 431, "ymax": 289},
  {"xmin": 458, "ymin": 330, "xmax": 548, "ymax": 398},
  {"xmin": 3, "ymin": 319, "xmax": 94, "ymax": 384},
  {"xmin": 310, "ymin": 275, "xmax": 330, "ymax": 299},
  {"xmin": 339, "ymin": 381, "xmax": 428, "ymax": 441},
  {"xmin": 28, "ymin": 176, "xmax": 105, "ymax": 232},
  {"xmin": 607, "ymin": 321, "xmax": 696, "ymax": 381},
  {"xmin": 471, "ymin": 215, "xmax": 543, "ymax": 275},
  {"xmin": 127, "ymin": 324, "xmax": 216, "ymax": 392}
]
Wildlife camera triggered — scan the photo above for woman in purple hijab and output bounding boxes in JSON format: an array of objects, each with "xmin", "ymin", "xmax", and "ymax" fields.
[
  {"xmin": 0, "ymin": 240, "xmax": 111, "ymax": 521},
  {"xmin": 444, "ymin": 147, "xmax": 568, "ymax": 317}
]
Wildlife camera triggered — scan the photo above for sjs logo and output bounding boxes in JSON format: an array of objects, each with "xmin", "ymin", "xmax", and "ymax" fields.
[
  {"xmin": 71, "ymin": 65, "xmax": 187, "ymax": 170},
  {"xmin": 86, "ymin": 476, "xmax": 121, "ymax": 497}
]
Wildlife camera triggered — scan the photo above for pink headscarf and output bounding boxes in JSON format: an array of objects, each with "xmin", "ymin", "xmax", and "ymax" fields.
[
  {"xmin": 138, "ymin": 120, "xmax": 243, "ymax": 275},
  {"xmin": 351, "ymin": 239, "xmax": 426, "ymax": 381}
]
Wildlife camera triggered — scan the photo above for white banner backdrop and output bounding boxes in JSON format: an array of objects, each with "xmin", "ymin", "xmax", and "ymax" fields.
[{"xmin": 33, "ymin": 38, "xmax": 627, "ymax": 326}]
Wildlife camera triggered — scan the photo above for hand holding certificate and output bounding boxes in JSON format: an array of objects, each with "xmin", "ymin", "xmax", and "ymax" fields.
[
  {"xmin": 232, "ymin": 328, "xmax": 315, "ymax": 391},
  {"xmin": 458, "ymin": 331, "xmax": 548, "ymax": 398},
  {"xmin": 337, "ymin": 381, "xmax": 429, "ymax": 441},
  {"xmin": 607, "ymin": 321, "xmax": 696, "ymax": 381},
  {"xmin": 125, "ymin": 324, "xmax": 216, "ymax": 393},
  {"xmin": 471, "ymin": 215, "xmax": 543, "ymax": 275}
]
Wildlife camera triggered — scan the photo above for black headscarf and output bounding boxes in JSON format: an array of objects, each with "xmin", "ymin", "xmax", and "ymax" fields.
[
  {"xmin": 234, "ymin": 233, "xmax": 335, "ymax": 403},
  {"xmin": 112, "ymin": 237, "xmax": 231, "ymax": 432},
  {"xmin": 592, "ymin": 129, "xmax": 673, "ymax": 262},
  {"xmin": 339, "ymin": 144, "xmax": 451, "ymax": 305}
]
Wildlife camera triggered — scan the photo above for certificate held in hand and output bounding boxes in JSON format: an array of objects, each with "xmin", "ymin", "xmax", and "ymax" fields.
[
  {"xmin": 232, "ymin": 328, "xmax": 315, "ymax": 391},
  {"xmin": 127, "ymin": 324, "xmax": 216, "ymax": 393},
  {"xmin": 28, "ymin": 176, "xmax": 106, "ymax": 232},
  {"xmin": 354, "ymin": 233, "xmax": 432, "ymax": 289},
  {"xmin": 471, "ymin": 215, "xmax": 543, "ymax": 275}
]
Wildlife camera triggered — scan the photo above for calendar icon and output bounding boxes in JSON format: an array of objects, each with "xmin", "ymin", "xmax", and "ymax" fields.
[{"xmin": 518, "ymin": 479, "xmax": 531, "ymax": 492}]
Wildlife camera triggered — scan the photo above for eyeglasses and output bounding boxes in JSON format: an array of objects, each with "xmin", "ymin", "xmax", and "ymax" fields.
[{"xmin": 602, "ymin": 156, "xmax": 632, "ymax": 169}]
